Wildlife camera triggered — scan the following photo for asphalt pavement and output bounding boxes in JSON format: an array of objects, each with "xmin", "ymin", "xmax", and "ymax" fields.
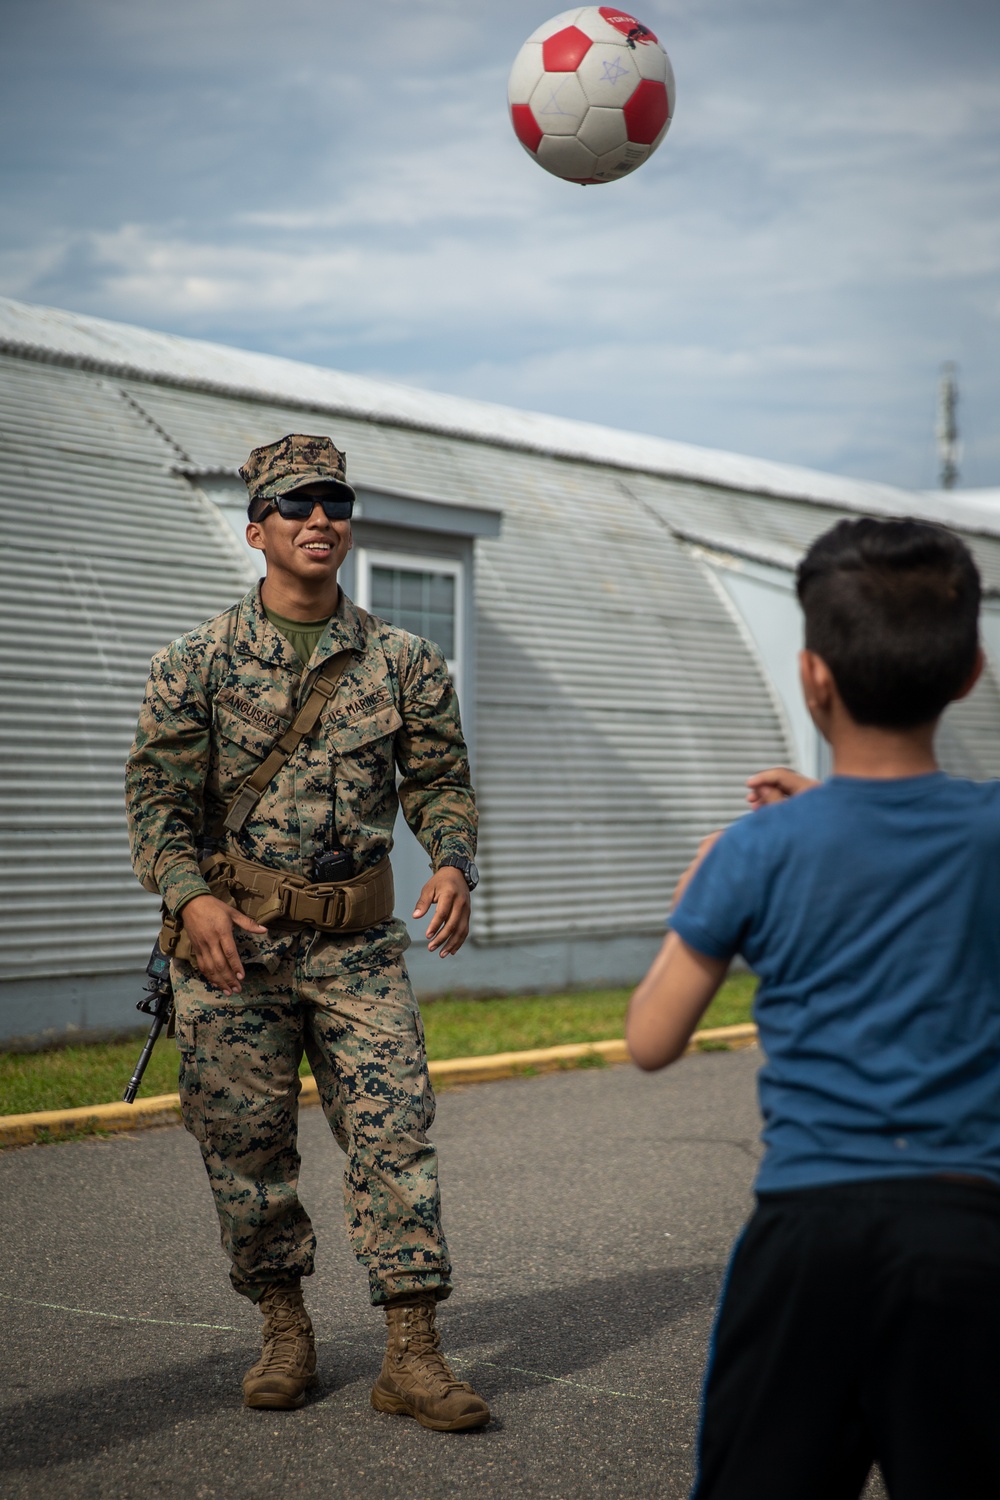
[{"xmin": 0, "ymin": 1049, "xmax": 887, "ymax": 1500}]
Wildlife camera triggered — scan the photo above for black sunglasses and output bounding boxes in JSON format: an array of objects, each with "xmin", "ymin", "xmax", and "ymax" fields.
[{"xmin": 259, "ymin": 493, "xmax": 354, "ymax": 521}]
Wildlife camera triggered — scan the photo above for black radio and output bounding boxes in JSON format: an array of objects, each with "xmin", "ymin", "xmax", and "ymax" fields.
[{"xmin": 312, "ymin": 845, "xmax": 356, "ymax": 883}]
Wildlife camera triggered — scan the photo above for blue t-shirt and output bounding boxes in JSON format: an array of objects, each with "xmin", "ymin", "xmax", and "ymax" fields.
[{"xmin": 671, "ymin": 773, "xmax": 1000, "ymax": 1193}]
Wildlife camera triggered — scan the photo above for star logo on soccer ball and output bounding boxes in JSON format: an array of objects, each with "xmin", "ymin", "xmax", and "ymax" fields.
[
  {"xmin": 538, "ymin": 80, "xmax": 577, "ymax": 117},
  {"xmin": 600, "ymin": 57, "xmax": 630, "ymax": 85}
]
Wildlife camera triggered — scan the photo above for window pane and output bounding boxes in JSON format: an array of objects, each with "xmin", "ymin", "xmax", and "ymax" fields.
[
  {"xmin": 370, "ymin": 565, "xmax": 456, "ymax": 658},
  {"xmin": 398, "ymin": 571, "xmax": 425, "ymax": 612},
  {"xmin": 370, "ymin": 569, "xmax": 397, "ymax": 616},
  {"xmin": 428, "ymin": 574, "xmax": 455, "ymax": 612}
]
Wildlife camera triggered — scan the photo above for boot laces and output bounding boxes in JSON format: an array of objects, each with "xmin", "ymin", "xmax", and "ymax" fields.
[
  {"xmin": 258, "ymin": 1295, "xmax": 312, "ymax": 1375},
  {"xmin": 397, "ymin": 1312, "xmax": 469, "ymax": 1395}
]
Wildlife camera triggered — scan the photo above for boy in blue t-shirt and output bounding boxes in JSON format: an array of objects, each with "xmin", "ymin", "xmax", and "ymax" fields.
[{"xmin": 627, "ymin": 518, "xmax": 1000, "ymax": 1500}]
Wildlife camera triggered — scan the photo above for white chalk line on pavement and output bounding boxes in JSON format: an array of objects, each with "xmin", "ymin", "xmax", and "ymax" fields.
[
  {"xmin": 0, "ymin": 1290, "xmax": 668, "ymax": 1404},
  {"xmin": 0, "ymin": 1290, "xmax": 237, "ymax": 1332},
  {"xmin": 448, "ymin": 1355, "xmax": 671, "ymax": 1404}
]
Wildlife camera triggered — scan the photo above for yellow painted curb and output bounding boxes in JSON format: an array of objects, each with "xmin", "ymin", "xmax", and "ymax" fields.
[
  {"xmin": 0, "ymin": 1095, "xmax": 183, "ymax": 1149},
  {"xmin": 0, "ymin": 1024, "xmax": 757, "ymax": 1148},
  {"xmin": 686, "ymin": 1022, "xmax": 758, "ymax": 1052},
  {"xmin": 430, "ymin": 1036, "xmax": 631, "ymax": 1084}
]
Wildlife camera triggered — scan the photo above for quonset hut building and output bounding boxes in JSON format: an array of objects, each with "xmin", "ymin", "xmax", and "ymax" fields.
[{"xmin": 3, "ymin": 295, "xmax": 1000, "ymax": 1047}]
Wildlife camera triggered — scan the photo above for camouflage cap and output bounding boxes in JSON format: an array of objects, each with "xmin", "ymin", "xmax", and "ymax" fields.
[{"xmin": 239, "ymin": 433, "xmax": 357, "ymax": 506}]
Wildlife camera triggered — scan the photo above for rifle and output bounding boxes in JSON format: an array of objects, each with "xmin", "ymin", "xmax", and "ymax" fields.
[{"xmin": 122, "ymin": 940, "xmax": 174, "ymax": 1103}]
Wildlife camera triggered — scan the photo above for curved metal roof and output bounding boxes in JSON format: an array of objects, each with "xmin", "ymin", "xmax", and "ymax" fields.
[{"xmin": 7, "ymin": 293, "xmax": 997, "ymax": 531}]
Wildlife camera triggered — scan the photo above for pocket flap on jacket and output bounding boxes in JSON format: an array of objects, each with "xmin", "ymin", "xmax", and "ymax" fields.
[
  {"xmin": 214, "ymin": 701, "xmax": 288, "ymax": 760},
  {"xmin": 325, "ymin": 701, "xmax": 403, "ymax": 755}
]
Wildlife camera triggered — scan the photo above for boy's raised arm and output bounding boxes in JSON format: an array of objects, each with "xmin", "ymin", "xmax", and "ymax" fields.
[{"xmin": 626, "ymin": 932, "xmax": 730, "ymax": 1071}]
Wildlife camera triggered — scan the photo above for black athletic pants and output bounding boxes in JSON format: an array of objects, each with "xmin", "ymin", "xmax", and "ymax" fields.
[{"xmin": 692, "ymin": 1176, "xmax": 1000, "ymax": 1500}]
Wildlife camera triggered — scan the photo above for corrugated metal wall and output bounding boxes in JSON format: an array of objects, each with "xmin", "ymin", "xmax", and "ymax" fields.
[
  {"xmin": 470, "ymin": 454, "xmax": 788, "ymax": 940},
  {"xmin": 0, "ymin": 355, "xmax": 253, "ymax": 978},
  {"xmin": 119, "ymin": 382, "xmax": 495, "ymax": 511},
  {"xmin": 3, "ymin": 344, "xmax": 999, "ymax": 985},
  {"xmin": 625, "ymin": 469, "xmax": 1000, "ymax": 593}
]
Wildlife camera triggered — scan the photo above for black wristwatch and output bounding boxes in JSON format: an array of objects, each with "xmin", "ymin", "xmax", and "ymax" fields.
[{"xmin": 439, "ymin": 857, "xmax": 479, "ymax": 891}]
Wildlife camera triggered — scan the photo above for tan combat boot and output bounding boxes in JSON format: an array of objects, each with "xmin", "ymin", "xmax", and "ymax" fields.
[
  {"xmin": 371, "ymin": 1292, "xmax": 490, "ymax": 1432},
  {"xmin": 242, "ymin": 1281, "xmax": 318, "ymax": 1410}
]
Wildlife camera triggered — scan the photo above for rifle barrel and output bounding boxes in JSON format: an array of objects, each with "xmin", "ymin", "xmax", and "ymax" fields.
[{"xmin": 122, "ymin": 1011, "xmax": 167, "ymax": 1103}]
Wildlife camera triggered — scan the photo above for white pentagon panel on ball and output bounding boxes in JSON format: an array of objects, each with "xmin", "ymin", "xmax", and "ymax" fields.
[
  {"xmin": 508, "ymin": 42, "xmax": 546, "ymax": 106},
  {"xmin": 537, "ymin": 133, "xmax": 599, "ymax": 181},
  {"xmin": 592, "ymin": 140, "xmax": 650, "ymax": 181},
  {"xmin": 529, "ymin": 71, "xmax": 589, "ymax": 136},
  {"xmin": 572, "ymin": 6, "xmax": 632, "ymax": 43},
  {"xmin": 631, "ymin": 36, "xmax": 669, "ymax": 82},
  {"xmin": 526, "ymin": 8, "xmax": 586, "ymax": 44},
  {"xmin": 577, "ymin": 104, "xmax": 629, "ymax": 155},
  {"xmin": 576, "ymin": 41, "xmax": 640, "ymax": 108}
]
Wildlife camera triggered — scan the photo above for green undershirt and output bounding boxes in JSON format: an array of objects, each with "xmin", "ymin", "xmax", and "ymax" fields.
[{"xmin": 263, "ymin": 605, "xmax": 332, "ymax": 665}]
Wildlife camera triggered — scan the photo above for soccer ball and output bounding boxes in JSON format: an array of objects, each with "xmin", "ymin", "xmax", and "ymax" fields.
[{"xmin": 508, "ymin": 7, "xmax": 675, "ymax": 184}]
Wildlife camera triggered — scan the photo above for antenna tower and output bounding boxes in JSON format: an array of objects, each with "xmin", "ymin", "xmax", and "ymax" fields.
[{"xmin": 937, "ymin": 362, "xmax": 960, "ymax": 490}]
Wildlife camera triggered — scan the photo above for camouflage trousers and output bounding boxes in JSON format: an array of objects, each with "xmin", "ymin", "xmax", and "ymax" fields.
[{"xmin": 171, "ymin": 923, "xmax": 451, "ymax": 1306}]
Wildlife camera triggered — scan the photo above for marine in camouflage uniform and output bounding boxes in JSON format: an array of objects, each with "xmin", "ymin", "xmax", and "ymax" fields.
[{"xmin": 125, "ymin": 434, "xmax": 489, "ymax": 1430}]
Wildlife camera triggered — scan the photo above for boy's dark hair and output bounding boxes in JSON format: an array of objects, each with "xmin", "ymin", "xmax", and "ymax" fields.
[{"xmin": 796, "ymin": 517, "xmax": 981, "ymax": 728}]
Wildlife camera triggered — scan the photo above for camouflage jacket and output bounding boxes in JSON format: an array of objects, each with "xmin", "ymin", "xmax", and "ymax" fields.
[{"xmin": 125, "ymin": 586, "xmax": 476, "ymax": 922}]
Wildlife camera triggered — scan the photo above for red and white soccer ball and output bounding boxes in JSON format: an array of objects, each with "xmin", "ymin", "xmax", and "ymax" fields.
[{"xmin": 508, "ymin": 7, "xmax": 675, "ymax": 184}]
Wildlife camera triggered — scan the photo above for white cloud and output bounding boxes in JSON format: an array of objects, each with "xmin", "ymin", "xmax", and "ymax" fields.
[{"xmin": 1, "ymin": 0, "xmax": 998, "ymax": 488}]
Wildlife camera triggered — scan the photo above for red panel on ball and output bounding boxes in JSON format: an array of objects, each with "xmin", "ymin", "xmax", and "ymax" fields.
[
  {"xmin": 622, "ymin": 78, "xmax": 669, "ymax": 144},
  {"xmin": 511, "ymin": 103, "xmax": 543, "ymax": 153},
  {"xmin": 598, "ymin": 8, "xmax": 659, "ymax": 45},
  {"xmin": 542, "ymin": 26, "xmax": 593, "ymax": 72}
]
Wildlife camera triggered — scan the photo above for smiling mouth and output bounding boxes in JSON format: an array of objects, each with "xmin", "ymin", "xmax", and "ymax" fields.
[{"xmin": 301, "ymin": 541, "xmax": 333, "ymax": 554}]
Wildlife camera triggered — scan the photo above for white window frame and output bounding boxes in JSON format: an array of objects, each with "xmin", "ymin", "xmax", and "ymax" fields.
[{"xmin": 355, "ymin": 548, "xmax": 464, "ymax": 699}]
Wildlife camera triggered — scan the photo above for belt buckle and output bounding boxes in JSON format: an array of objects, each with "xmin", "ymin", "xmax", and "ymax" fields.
[
  {"xmin": 254, "ymin": 881, "xmax": 290, "ymax": 928},
  {"xmin": 322, "ymin": 889, "xmax": 347, "ymax": 930}
]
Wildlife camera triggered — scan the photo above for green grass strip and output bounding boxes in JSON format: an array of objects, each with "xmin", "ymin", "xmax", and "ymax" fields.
[{"xmin": 0, "ymin": 974, "xmax": 756, "ymax": 1117}]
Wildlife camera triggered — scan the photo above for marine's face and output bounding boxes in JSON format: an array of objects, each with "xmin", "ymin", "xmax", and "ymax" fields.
[{"xmin": 246, "ymin": 482, "xmax": 353, "ymax": 583}]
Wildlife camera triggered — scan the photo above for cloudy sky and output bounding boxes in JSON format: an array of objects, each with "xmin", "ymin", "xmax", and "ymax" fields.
[{"xmin": 2, "ymin": 0, "xmax": 998, "ymax": 490}]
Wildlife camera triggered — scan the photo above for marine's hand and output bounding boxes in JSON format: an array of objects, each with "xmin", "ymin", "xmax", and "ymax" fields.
[
  {"xmin": 413, "ymin": 867, "xmax": 471, "ymax": 957},
  {"xmin": 746, "ymin": 767, "xmax": 819, "ymax": 808},
  {"xmin": 672, "ymin": 831, "xmax": 723, "ymax": 908},
  {"xmin": 180, "ymin": 894, "xmax": 268, "ymax": 995}
]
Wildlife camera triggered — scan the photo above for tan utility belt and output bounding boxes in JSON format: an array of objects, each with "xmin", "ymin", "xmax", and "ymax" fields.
[
  {"xmin": 210, "ymin": 851, "xmax": 394, "ymax": 933},
  {"xmin": 158, "ymin": 852, "xmax": 394, "ymax": 961}
]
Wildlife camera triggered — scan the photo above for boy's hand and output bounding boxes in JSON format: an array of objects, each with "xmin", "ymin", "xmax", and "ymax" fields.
[
  {"xmin": 672, "ymin": 831, "xmax": 723, "ymax": 908},
  {"xmin": 746, "ymin": 767, "xmax": 819, "ymax": 809}
]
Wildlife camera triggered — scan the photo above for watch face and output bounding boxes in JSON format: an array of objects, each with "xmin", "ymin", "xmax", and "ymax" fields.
[{"xmin": 466, "ymin": 860, "xmax": 480, "ymax": 890}]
